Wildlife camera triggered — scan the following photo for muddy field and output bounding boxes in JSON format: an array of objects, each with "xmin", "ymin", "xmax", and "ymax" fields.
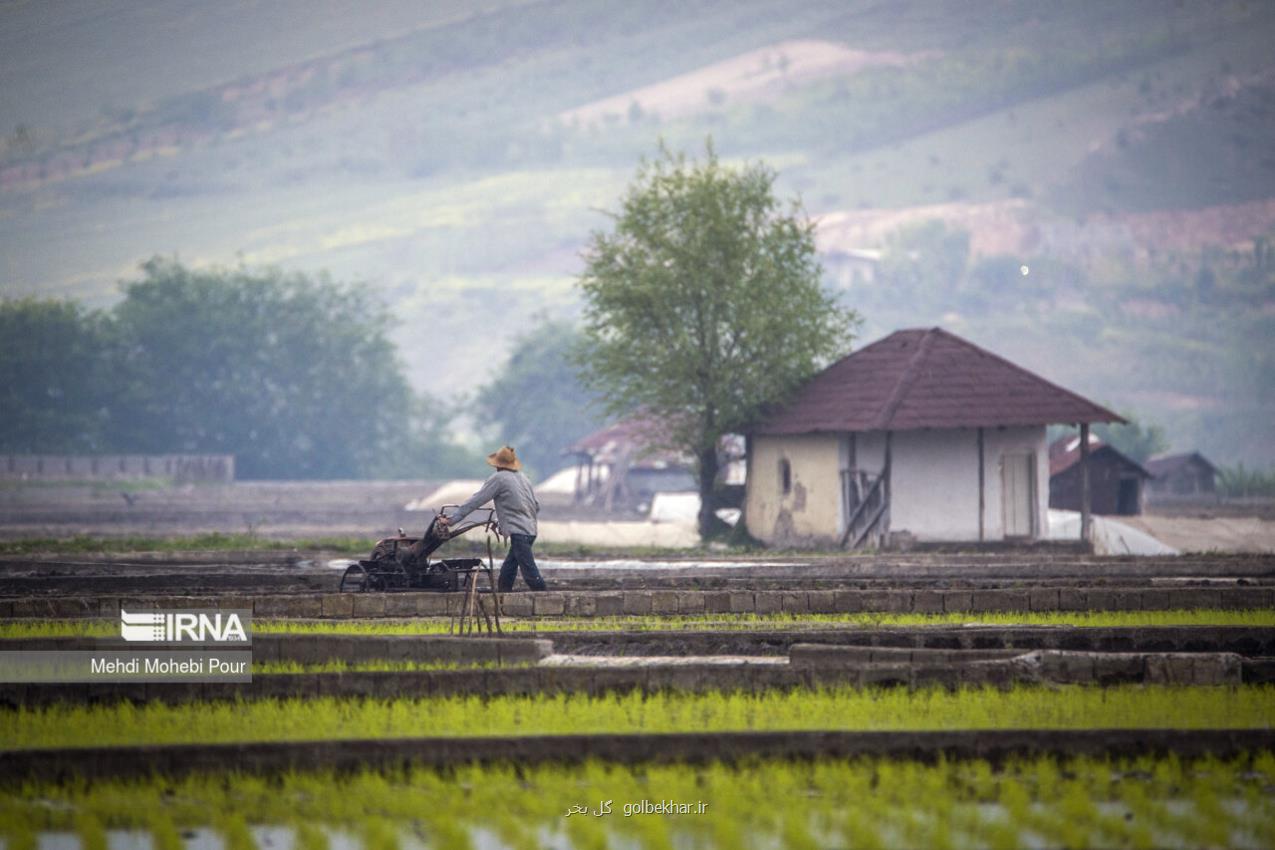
[{"xmin": 3, "ymin": 549, "xmax": 1273, "ymax": 598}]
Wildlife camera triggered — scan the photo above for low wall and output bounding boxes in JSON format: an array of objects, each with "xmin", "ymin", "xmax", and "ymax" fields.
[
  {"xmin": 790, "ymin": 644, "xmax": 1246, "ymax": 685},
  {"xmin": 5, "ymin": 729, "xmax": 1273, "ymax": 782},
  {"xmin": 0, "ymin": 635, "xmax": 553, "ymax": 665},
  {"xmin": 0, "ymin": 454, "xmax": 234, "ymax": 482},
  {"xmin": 5, "ymin": 584, "xmax": 1272, "ymax": 619},
  {"xmin": 7, "ymin": 647, "xmax": 1271, "ymax": 708},
  {"xmin": 551, "ymin": 625, "xmax": 1275, "ymax": 657}
]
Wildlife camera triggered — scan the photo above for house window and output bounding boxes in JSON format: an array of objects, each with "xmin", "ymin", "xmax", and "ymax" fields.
[{"xmin": 779, "ymin": 459, "xmax": 792, "ymax": 496}]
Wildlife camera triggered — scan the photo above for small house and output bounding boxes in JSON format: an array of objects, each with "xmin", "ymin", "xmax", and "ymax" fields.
[
  {"xmin": 1048, "ymin": 434, "xmax": 1151, "ymax": 516},
  {"xmin": 744, "ymin": 327, "xmax": 1123, "ymax": 548},
  {"xmin": 1145, "ymin": 452, "xmax": 1219, "ymax": 503}
]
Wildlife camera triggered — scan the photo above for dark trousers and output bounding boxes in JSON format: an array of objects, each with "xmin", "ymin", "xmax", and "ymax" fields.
[{"xmin": 499, "ymin": 533, "xmax": 546, "ymax": 591}]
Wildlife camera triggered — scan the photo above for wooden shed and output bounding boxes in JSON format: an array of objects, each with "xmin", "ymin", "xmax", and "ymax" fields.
[
  {"xmin": 1048, "ymin": 435, "xmax": 1151, "ymax": 516},
  {"xmin": 1145, "ymin": 452, "xmax": 1218, "ymax": 503},
  {"xmin": 564, "ymin": 416, "xmax": 695, "ymax": 512}
]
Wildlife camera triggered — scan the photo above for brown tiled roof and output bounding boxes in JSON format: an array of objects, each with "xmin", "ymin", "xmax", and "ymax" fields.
[
  {"xmin": 565, "ymin": 415, "xmax": 688, "ymax": 467},
  {"xmin": 755, "ymin": 327, "xmax": 1124, "ymax": 435},
  {"xmin": 1048, "ymin": 434, "xmax": 1150, "ymax": 478},
  {"xmin": 1145, "ymin": 452, "xmax": 1217, "ymax": 477}
]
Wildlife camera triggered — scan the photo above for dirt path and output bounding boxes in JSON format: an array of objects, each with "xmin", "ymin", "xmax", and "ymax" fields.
[{"xmin": 1122, "ymin": 515, "xmax": 1275, "ymax": 553}]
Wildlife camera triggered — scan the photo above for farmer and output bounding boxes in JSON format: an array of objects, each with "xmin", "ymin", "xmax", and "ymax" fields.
[{"xmin": 437, "ymin": 445, "xmax": 547, "ymax": 592}]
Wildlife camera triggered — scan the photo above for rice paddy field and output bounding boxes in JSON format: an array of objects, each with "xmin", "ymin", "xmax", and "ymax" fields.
[
  {"xmin": 6, "ymin": 685, "xmax": 1272, "ymax": 750},
  {"xmin": 4, "ymin": 754, "xmax": 1275, "ymax": 850},
  {"xmin": 2, "ymin": 549, "xmax": 1274, "ymax": 848},
  {"xmin": 2, "ymin": 607, "xmax": 1272, "ymax": 640}
]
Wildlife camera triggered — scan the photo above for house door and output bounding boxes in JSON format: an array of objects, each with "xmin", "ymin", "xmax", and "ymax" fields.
[{"xmin": 1001, "ymin": 453, "xmax": 1036, "ymax": 538}]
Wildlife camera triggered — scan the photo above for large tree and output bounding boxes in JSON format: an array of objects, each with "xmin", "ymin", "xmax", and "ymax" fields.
[
  {"xmin": 578, "ymin": 143, "xmax": 857, "ymax": 537},
  {"xmin": 110, "ymin": 258, "xmax": 421, "ymax": 479}
]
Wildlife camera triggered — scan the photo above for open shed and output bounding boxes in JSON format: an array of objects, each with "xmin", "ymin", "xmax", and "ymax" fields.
[
  {"xmin": 564, "ymin": 416, "xmax": 695, "ymax": 513},
  {"xmin": 1145, "ymin": 452, "xmax": 1219, "ymax": 503},
  {"xmin": 1049, "ymin": 434, "xmax": 1151, "ymax": 516}
]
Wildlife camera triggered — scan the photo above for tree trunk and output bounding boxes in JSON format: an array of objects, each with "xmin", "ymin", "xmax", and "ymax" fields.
[{"xmin": 697, "ymin": 444, "xmax": 719, "ymax": 540}]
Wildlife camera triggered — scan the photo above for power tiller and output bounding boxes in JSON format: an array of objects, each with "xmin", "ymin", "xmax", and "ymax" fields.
[{"xmin": 339, "ymin": 507, "xmax": 497, "ymax": 593}]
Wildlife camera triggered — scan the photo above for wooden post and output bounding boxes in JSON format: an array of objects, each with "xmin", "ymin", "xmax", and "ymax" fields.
[
  {"xmin": 1079, "ymin": 422, "xmax": 1091, "ymax": 543},
  {"xmin": 884, "ymin": 432, "xmax": 893, "ymax": 502},
  {"xmin": 977, "ymin": 428, "xmax": 985, "ymax": 541},
  {"xmin": 883, "ymin": 431, "xmax": 893, "ymax": 545}
]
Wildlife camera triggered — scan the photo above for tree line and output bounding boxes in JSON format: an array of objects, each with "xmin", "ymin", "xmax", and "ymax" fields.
[{"xmin": 1, "ymin": 258, "xmax": 481, "ymax": 480}]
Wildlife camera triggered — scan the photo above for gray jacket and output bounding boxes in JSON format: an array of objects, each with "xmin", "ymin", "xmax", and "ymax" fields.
[{"xmin": 445, "ymin": 470, "xmax": 539, "ymax": 536}]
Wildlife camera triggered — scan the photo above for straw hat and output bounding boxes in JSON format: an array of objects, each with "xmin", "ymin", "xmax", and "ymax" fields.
[{"xmin": 486, "ymin": 445, "xmax": 521, "ymax": 471}]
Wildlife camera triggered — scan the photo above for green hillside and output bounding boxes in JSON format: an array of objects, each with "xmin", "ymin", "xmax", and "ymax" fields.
[{"xmin": 1, "ymin": 0, "xmax": 1273, "ymax": 464}]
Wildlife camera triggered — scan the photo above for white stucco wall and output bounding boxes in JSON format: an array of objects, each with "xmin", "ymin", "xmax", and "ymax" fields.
[
  {"xmin": 746, "ymin": 425, "xmax": 1050, "ymax": 546},
  {"xmin": 889, "ymin": 429, "xmax": 981, "ymax": 540},
  {"xmin": 745, "ymin": 433, "xmax": 843, "ymax": 547},
  {"xmin": 889, "ymin": 426, "xmax": 1048, "ymax": 541}
]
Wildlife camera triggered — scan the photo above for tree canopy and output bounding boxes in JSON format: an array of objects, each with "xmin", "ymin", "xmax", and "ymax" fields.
[
  {"xmin": 0, "ymin": 298, "xmax": 116, "ymax": 453},
  {"xmin": 578, "ymin": 142, "xmax": 857, "ymax": 536},
  {"xmin": 474, "ymin": 318, "xmax": 603, "ymax": 480},
  {"xmin": 110, "ymin": 258, "xmax": 416, "ymax": 478},
  {"xmin": 1, "ymin": 258, "xmax": 477, "ymax": 479},
  {"xmin": 1093, "ymin": 413, "xmax": 1169, "ymax": 464}
]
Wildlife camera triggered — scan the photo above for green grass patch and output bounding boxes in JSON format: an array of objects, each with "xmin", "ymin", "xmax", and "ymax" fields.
[
  {"xmin": 10, "ymin": 753, "xmax": 1273, "ymax": 849},
  {"xmin": 3, "ymin": 608, "xmax": 1273, "ymax": 640},
  {"xmin": 4, "ymin": 685, "xmax": 1272, "ymax": 751},
  {"xmin": 0, "ymin": 478, "xmax": 174, "ymax": 494}
]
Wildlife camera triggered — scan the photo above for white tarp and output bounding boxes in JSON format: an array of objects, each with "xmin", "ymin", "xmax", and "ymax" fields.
[
  {"xmin": 408, "ymin": 469, "xmax": 586, "ymax": 509},
  {"xmin": 1047, "ymin": 509, "xmax": 1178, "ymax": 556},
  {"xmin": 536, "ymin": 466, "xmax": 581, "ymax": 495},
  {"xmin": 537, "ymin": 520, "xmax": 698, "ymax": 548},
  {"xmin": 649, "ymin": 492, "xmax": 740, "ymax": 526},
  {"xmin": 649, "ymin": 491, "xmax": 700, "ymax": 522},
  {"xmin": 404, "ymin": 479, "xmax": 485, "ymax": 511}
]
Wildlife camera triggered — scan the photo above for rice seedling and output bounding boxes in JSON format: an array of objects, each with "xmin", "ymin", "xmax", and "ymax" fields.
[
  {"xmin": 4, "ymin": 754, "xmax": 1273, "ymax": 850},
  {"xmin": 3, "ymin": 685, "xmax": 1271, "ymax": 751},
  {"xmin": 146, "ymin": 810, "xmax": 183, "ymax": 850},
  {"xmin": 73, "ymin": 813, "xmax": 108, "ymax": 850},
  {"xmin": 3, "ymin": 607, "xmax": 1272, "ymax": 640},
  {"xmin": 266, "ymin": 607, "xmax": 1275, "ymax": 633},
  {"xmin": 292, "ymin": 818, "xmax": 329, "ymax": 850},
  {"xmin": 217, "ymin": 813, "xmax": 256, "ymax": 850}
]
